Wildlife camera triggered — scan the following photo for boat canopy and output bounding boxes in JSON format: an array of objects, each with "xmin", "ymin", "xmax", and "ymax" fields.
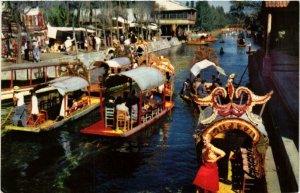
[
  {"xmin": 48, "ymin": 76, "xmax": 89, "ymax": 95},
  {"xmin": 120, "ymin": 66, "xmax": 164, "ymax": 91},
  {"xmin": 190, "ymin": 59, "xmax": 227, "ymax": 77},
  {"xmin": 106, "ymin": 57, "xmax": 131, "ymax": 68}
]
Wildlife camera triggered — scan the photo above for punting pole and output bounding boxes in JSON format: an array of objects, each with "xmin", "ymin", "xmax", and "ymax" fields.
[{"xmin": 259, "ymin": 103, "xmax": 267, "ymax": 117}]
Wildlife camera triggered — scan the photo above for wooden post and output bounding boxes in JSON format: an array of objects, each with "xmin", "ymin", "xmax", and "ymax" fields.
[
  {"xmin": 10, "ymin": 70, "xmax": 14, "ymax": 88},
  {"xmin": 99, "ymin": 82, "xmax": 104, "ymax": 123},
  {"xmin": 55, "ymin": 66, "xmax": 58, "ymax": 78},
  {"xmin": 64, "ymin": 95, "xmax": 67, "ymax": 117},
  {"xmin": 45, "ymin": 66, "xmax": 48, "ymax": 82},
  {"xmin": 30, "ymin": 68, "xmax": 32, "ymax": 85},
  {"xmin": 138, "ymin": 92, "xmax": 143, "ymax": 125}
]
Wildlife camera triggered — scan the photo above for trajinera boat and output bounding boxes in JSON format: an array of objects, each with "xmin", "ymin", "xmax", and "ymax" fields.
[
  {"xmin": 4, "ymin": 76, "xmax": 100, "ymax": 133},
  {"xmin": 193, "ymin": 81, "xmax": 273, "ymax": 192},
  {"xmin": 80, "ymin": 66, "xmax": 175, "ymax": 137},
  {"xmin": 186, "ymin": 33, "xmax": 209, "ymax": 45},
  {"xmin": 180, "ymin": 46, "xmax": 226, "ymax": 104}
]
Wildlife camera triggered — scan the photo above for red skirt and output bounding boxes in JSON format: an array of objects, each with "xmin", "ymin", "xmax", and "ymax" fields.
[{"xmin": 193, "ymin": 162, "xmax": 219, "ymax": 192}]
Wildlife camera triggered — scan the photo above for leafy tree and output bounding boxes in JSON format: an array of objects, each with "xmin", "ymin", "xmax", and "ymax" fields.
[
  {"xmin": 228, "ymin": 1, "xmax": 262, "ymax": 29},
  {"xmin": 195, "ymin": 1, "xmax": 229, "ymax": 32}
]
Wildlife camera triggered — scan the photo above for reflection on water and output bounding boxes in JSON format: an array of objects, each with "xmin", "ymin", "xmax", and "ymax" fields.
[{"xmin": 1, "ymin": 34, "xmax": 257, "ymax": 193}]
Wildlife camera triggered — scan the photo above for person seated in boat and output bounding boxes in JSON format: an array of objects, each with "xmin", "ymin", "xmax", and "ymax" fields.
[
  {"xmin": 206, "ymin": 75, "xmax": 217, "ymax": 92},
  {"xmin": 115, "ymin": 96, "xmax": 124, "ymax": 106},
  {"xmin": 238, "ymin": 38, "xmax": 245, "ymax": 45},
  {"xmin": 126, "ymin": 89, "xmax": 139, "ymax": 118},
  {"xmin": 214, "ymin": 78, "xmax": 222, "ymax": 88},
  {"xmin": 81, "ymin": 93, "xmax": 89, "ymax": 105},
  {"xmin": 146, "ymin": 91, "xmax": 154, "ymax": 100},
  {"xmin": 197, "ymin": 79, "xmax": 208, "ymax": 97},
  {"xmin": 116, "ymin": 102, "xmax": 129, "ymax": 113},
  {"xmin": 220, "ymin": 47, "xmax": 224, "ymax": 55},
  {"xmin": 181, "ymin": 78, "xmax": 192, "ymax": 96},
  {"xmin": 71, "ymin": 99, "xmax": 78, "ymax": 111}
]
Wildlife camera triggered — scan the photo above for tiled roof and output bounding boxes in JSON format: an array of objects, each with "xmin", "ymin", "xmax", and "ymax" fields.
[
  {"xmin": 155, "ymin": 0, "xmax": 196, "ymax": 11},
  {"xmin": 265, "ymin": 1, "xmax": 289, "ymax": 8}
]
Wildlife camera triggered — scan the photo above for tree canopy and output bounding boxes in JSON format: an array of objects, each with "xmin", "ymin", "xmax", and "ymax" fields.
[{"xmin": 195, "ymin": 1, "xmax": 229, "ymax": 32}]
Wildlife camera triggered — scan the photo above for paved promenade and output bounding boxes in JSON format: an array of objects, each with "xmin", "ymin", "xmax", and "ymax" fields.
[{"xmin": 249, "ymin": 49, "xmax": 299, "ymax": 192}]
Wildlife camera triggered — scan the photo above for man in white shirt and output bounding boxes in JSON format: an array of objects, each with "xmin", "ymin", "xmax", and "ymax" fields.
[
  {"xmin": 64, "ymin": 36, "xmax": 74, "ymax": 55},
  {"xmin": 13, "ymin": 86, "xmax": 27, "ymax": 126}
]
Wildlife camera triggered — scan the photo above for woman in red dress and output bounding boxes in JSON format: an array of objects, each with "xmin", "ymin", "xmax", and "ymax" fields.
[{"xmin": 193, "ymin": 133, "xmax": 226, "ymax": 193}]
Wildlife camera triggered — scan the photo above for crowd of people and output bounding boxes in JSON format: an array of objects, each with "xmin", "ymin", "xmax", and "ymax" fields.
[{"xmin": 181, "ymin": 74, "xmax": 224, "ymax": 98}]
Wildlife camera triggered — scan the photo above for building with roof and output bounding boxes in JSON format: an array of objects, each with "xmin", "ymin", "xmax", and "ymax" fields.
[{"xmin": 154, "ymin": 0, "xmax": 197, "ymax": 39}]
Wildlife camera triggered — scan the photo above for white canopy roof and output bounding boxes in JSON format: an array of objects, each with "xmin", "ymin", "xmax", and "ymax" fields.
[
  {"xmin": 120, "ymin": 66, "xmax": 164, "ymax": 91},
  {"xmin": 48, "ymin": 76, "xmax": 89, "ymax": 95},
  {"xmin": 190, "ymin": 59, "xmax": 227, "ymax": 77},
  {"xmin": 47, "ymin": 24, "xmax": 95, "ymax": 39},
  {"xmin": 106, "ymin": 57, "xmax": 131, "ymax": 68}
]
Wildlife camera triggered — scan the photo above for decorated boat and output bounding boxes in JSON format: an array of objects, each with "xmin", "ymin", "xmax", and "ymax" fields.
[
  {"xmin": 186, "ymin": 33, "xmax": 209, "ymax": 45},
  {"xmin": 4, "ymin": 76, "xmax": 100, "ymax": 133},
  {"xmin": 80, "ymin": 66, "xmax": 175, "ymax": 137},
  {"xmin": 180, "ymin": 46, "xmax": 226, "ymax": 103},
  {"xmin": 237, "ymin": 32, "xmax": 246, "ymax": 47},
  {"xmin": 193, "ymin": 81, "xmax": 273, "ymax": 192}
]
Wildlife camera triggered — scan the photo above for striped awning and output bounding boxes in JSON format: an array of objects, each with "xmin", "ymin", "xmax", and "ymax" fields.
[{"xmin": 120, "ymin": 66, "xmax": 164, "ymax": 91}]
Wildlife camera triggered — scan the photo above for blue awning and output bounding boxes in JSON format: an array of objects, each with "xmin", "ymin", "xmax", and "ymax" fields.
[{"xmin": 120, "ymin": 66, "xmax": 164, "ymax": 91}]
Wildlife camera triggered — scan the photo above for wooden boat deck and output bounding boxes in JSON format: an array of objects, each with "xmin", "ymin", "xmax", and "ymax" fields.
[{"xmin": 81, "ymin": 101, "xmax": 175, "ymax": 137}]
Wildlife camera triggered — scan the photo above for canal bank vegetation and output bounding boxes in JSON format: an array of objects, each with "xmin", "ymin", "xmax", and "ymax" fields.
[{"xmin": 193, "ymin": 1, "xmax": 262, "ymax": 37}]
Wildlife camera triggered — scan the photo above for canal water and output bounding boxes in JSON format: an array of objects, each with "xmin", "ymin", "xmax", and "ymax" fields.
[{"xmin": 1, "ymin": 34, "xmax": 259, "ymax": 193}]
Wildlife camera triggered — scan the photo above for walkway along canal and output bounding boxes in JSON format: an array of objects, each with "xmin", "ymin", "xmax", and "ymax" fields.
[{"xmin": 1, "ymin": 34, "xmax": 269, "ymax": 193}]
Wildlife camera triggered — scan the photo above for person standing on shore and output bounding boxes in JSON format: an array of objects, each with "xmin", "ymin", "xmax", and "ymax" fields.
[
  {"xmin": 193, "ymin": 133, "xmax": 225, "ymax": 193},
  {"xmin": 13, "ymin": 86, "xmax": 27, "ymax": 127}
]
